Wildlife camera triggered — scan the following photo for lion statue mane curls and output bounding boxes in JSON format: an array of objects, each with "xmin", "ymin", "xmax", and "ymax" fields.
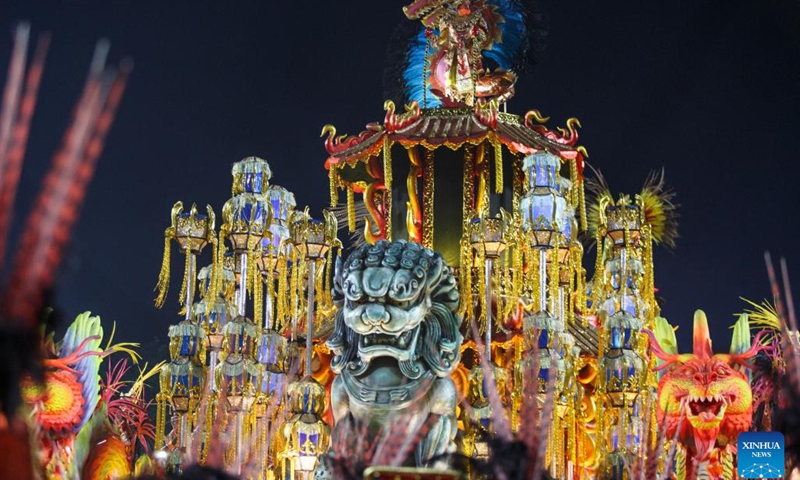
[{"xmin": 328, "ymin": 239, "xmax": 462, "ymax": 379}]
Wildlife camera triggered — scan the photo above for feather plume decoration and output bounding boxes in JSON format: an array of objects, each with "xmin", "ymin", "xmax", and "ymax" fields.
[
  {"xmin": 639, "ymin": 169, "xmax": 679, "ymax": 250},
  {"xmin": 583, "ymin": 164, "xmax": 679, "ymax": 250},
  {"xmin": 584, "ymin": 163, "xmax": 612, "ymax": 245}
]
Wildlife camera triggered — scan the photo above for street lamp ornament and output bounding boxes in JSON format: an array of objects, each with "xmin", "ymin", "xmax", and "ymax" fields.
[{"xmin": 154, "ymin": 201, "xmax": 216, "ymax": 309}]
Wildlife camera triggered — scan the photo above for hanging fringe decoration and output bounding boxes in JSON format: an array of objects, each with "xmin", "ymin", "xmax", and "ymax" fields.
[
  {"xmin": 573, "ymin": 246, "xmax": 586, "ymax": 325},
  {"xmin": 383, "ymin": 136, "xmax": 392, "ymax": 241},
  {"xmin": 154, "ymin": 231, "xmax": 173, "ymax": 308},
  {"xmin": 578, "ymin": 174, "xmax": 587, "ymax": 232},
  {"xmin": 422, "ymin": 149, "xmax": 435, "ymax": 249},
  {"xmin": 642, "ymin": 224, "xmax": 656, "ymax": 325},
  {"xmin": 329, "ymin": 164, "xmax": 339, "ymax": 208},
  {"xmin": 512, "ymin": 230, "xmax": 523, "ymax": 305},
  {"xmin": 475, "ymin": 143, "xmax": 489, "ymax": 216},
  {"xmin": 214, "ymin": 229, "xmax": 228, "ymax": 304},
  {"xmin": 155, "ymin": 392, "xmax": 167, "ymax": 450},
  {"xmin": 324, "ymin": 247, "xmax": 334, "ymax": 311},
  {"xmin": 549, "ymin": 247, "xmax": 559, "ymax": 314},
  {"xmin": 476, "ymin": 247, "xmax": 486, "ymax": 336},
  {"xmin": 289, "ymin": 248, "xmax": 300, "ymax": 337},
  {"xmin": 254, "ymin": 268, "xmax": 263, "ymax": 330},
  {"xmin": 347, "ymin": 188, "xmax": 356, "ymax": 233},
  {"xmin": 493, "ymin": 139, "xmax": 503, "ymax": 194},
  {"xmin": 276, "ymin": 254, "xmax": 287, "ymax": 331},
  {"xmin": 205, "ymin": 234, "xmax": 218, "ymax": 304},
  {"xmin": 512, "ymin": 154, "xmax": 522, "ymax": 215},
  {"xmin": 592, "ymin": 231, "xmax": 605, "ymax": 313},
  {"xmin": 249, "ymin": 245, "xmax": 258, "ymax": 303},
  {"xmin": 178, "ymin": 250, "xmax": 191, "ymax": 312}
]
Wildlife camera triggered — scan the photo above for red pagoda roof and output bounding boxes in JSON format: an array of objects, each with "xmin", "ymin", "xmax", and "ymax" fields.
[{"xmin": 323, "ymin": 101, "xmax": 585, "ymax": 172}]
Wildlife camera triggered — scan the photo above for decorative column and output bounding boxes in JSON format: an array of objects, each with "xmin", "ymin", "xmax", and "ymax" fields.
[
  {"xmin": 274, "ymin": 209, "xmax": 339, "ymax": 479},
  {"xmin": 153, "ymin": 201, "xmax": 215, "ymax": 473},
  {"xmin": 593, "ymin": 196, "xmax": 651, "ymax": 480},
  {"xmin": 254, "ymin": 184, "xmax": 296, "ymax": 478},
  {"xmin": 218, "ymin": 156, "xmax": 274, "ymax": 475},
  {"xmin": 462, "ymin": 210, "xmax": 510, "ymax": 460},
  {"xmin": 157, "ymin": 321, "xmax": 206, "ymax": 474},
  {"xmin": 518, "ymin": 151, "xmax": 574, "ymax": 478}
]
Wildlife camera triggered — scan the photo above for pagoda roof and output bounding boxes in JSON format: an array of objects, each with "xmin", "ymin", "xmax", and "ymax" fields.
[{"xmin": 323, "ymin": 101, "xmax": 585, "ymax": 171}]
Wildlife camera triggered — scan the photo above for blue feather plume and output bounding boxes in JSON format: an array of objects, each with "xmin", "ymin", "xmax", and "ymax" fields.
[
  {"xmin": 484, "ymin": 0, "xmax": 527, "ymax": 71},
  {"xmin": 402, "ymin": 27, "xmax": 442, "ymax": 108}
]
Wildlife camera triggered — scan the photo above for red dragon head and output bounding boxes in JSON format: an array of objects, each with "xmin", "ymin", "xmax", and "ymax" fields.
[{"xmin": 646, "ymin": 310, "xmax": 763, "ymax": 457}]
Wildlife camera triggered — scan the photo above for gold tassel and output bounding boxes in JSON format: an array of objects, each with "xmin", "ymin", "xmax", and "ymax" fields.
[
  {"xmin": 422, "ymin": 149, "xmax": 435, "ymax": 249},
  {"xmin": 579, "ymin": 175, "xmax": 588, "ymax": 232},
  {"xmin": 254, "ymin": 268, "xmax": 263, "ymax": 330},
  {"xmin": 486, "ymin": 253, "xmax": 503, "ymax": 322},
  {"xmin": 290, "ymin": 249, "xmax": 300, "ymax": 329},
  {"xmin": 178, "ymin": 250, "xmax": 191, "ymax": 312},
  {"xmin": 512, "ymin": 154, "xmax": 522, "ymax": 217},
  {"xmin": 276, "ymin": 255, "xmax": 287, "ymax": 331},
  {"xmin": 201, "ymin": 395, "xmax": 212, "ymax": 464},
  {"xmin": 155, "ymin": 393, "xmax": 167, "ymax": 450},
  {"xmin": 549, "ymin": 248, "xmax": 559, "ymax": 314},
  {"xmin": 324, "ymin": 247, "xmax": 334, "ymax": 312},
  {"xmin": 569, "ymin": 157, "xmax": 579, "ymax": 210},
  {"xmin": 206, "ymin": 234, "xmax": 218, "ymax": 302},
  {"xmin": 315, "ymin": 259, "xmax": 325, "ymax": 330},
  {"xmin": 154, "ymin": 231, "xmax": 173, "ymax": 308},
  {"xmin": 347, "ymin": 188, "xmax": 356, "ymax": 233},
  {"xmin": 531, "ymin": 244, "xmax": 540, "ymax": 311},
  {"xmin": 593, "ymin": 233, "xmax": 605, "ymax": 317},
  {"xmin": 476, "ymin": 247, "xmax": 486, "ymax": 335},
  {"xmin": 383, "ymin": 136, "xmax": 392, "ymax": 241},
  {"xmin": 215, "ymin": 230, "xmax": 228, "ymax": 304},
  {"xmin": 458, "ymin": 231, "xmax": 472, "ymax": 319},
  {"xmin": 501, "ymin": 251, "xmax": 512, "ymax": 320},
  {"xmin": 494, "ymin": 139, "xmax": 503, "ymax": 194},
  {"xmin": 475, "ymin": 143, "xmax": 488, "ymax": 215},
  {"xmin": 643, "ymin": 224, "xmax": 657, "ymax": 325},
  {"xmin": 329, "ymin": 165, "xmax": 339, "ymax": 208},
  {"xmin": 512, "ymin": 231, "xmax": 523, "ymax": 304}
]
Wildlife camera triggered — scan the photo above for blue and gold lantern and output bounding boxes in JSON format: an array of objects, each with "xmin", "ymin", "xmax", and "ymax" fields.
[
  {"xmin": 521, "ymin": 153, "xmax": 569, "ymax": 248},
  {"xmin": 168, "ymin": 320, "xmax": 207, "ymax": 364},
  {"xmin": 232, "ymin": 156, "xmax": 272, "ymax": 195},
  {"xmin": 278, "ymin": 377, "xmax": 331, "ymax": 475}
]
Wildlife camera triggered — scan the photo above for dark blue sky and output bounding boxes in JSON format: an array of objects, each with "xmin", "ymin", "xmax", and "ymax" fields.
[{"xmin": 2, "ymin": 0, "xmax": 799, "ymax": 353}]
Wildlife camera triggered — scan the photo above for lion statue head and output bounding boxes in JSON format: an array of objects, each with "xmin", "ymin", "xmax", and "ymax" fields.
[{"xmin": 327, "ymin": 240, "xmax": 462, "ymax": 380}]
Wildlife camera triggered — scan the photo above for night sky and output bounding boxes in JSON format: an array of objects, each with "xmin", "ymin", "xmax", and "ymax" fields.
[{"xmin": 2, "ymin": 1, "xmax": 799, "ymax": 355}]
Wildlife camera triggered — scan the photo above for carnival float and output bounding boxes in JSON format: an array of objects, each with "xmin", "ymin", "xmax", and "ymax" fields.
[{"xmin": 1, "ymin": 2, "xmax": 798, "ymax": 480}]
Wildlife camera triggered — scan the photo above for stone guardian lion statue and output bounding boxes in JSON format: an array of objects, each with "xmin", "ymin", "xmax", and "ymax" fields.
[{"xmin": 327, "ymin": 239, "xmax": 463, "ymax": 467}]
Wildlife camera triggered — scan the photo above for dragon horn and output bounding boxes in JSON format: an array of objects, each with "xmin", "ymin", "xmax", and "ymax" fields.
[
  {"xmin": 642, "ymin": 328, "xmax": 683, "ymax": 370},
  {"xmin": 719, "ymin": 330, "xmax": 768, "ymax": 367},
  {"xmin": 693, "ymin": 310, "xmax": 714, "ymax": 360}
]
